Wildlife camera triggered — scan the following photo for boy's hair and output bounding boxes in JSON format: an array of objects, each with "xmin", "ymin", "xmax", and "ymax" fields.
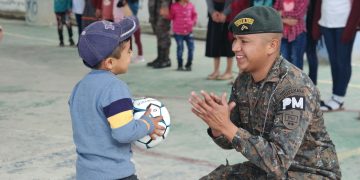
[{"xmin": 83, "ymin": 37, "xmax": 131, "ymax": 69}]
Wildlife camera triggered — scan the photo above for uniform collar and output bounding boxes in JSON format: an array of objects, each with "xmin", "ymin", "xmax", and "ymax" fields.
[{"xmin": 262, "ymin": 56, "xmax": 285, "ymax": 83}]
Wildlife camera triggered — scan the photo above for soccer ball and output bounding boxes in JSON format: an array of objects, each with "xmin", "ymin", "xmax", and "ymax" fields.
[{"xmin": 132, "ymin": 97, "xmax": 171, "ymax": 149}]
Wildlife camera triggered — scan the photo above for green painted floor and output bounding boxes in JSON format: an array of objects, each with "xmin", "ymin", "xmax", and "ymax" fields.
[{"xmin": 0, "ymin": 19, "xmax": 359, "ymax": 179}]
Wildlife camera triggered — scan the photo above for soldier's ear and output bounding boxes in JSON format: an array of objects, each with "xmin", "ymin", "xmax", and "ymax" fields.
[{"xmin": 267, "ymin": 37, "xmax": 280, "ymax": 55}]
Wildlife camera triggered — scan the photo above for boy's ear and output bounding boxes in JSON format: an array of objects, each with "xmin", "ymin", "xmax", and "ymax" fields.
[{"xmin": 103, "ymin": 57, "xmax": 114, "ymax": 70}]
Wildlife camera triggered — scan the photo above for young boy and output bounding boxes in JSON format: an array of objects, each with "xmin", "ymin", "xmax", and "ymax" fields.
[{"xmin": 69, "ymin": 17, "xmax": 164, "ymax": 179}]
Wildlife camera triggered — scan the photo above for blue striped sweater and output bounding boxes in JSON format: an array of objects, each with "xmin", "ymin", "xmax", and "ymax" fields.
[{"xmin": 69, "ymin": 70, "xmax": 154, "ymax": 179}]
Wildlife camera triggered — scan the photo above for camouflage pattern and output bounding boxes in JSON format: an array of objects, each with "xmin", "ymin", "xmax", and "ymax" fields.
[
  {"xmin": 203, "ymin": 56, "xmax": 341, "ymax": 180},
  {"xmin": 148, "ymin": 0, "xmax": 171, "ymax": 53}
]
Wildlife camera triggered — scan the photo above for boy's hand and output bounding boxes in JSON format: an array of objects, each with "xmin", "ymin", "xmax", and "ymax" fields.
[{"xmin": 143, "ymin": 106, "xmax": 165, "ymax": 140}]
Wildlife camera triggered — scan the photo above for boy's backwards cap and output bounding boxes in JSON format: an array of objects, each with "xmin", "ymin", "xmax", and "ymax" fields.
[
  {"xmin": 229, "ymin": 6, "xmax": 283, "ymax": 35},
  {"xmin": 78, "ymin": 16, "xmax": 139, "ymax": 67}
]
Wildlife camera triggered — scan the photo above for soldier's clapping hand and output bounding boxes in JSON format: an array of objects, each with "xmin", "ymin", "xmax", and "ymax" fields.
[{"xmin": 189, "ymin": 90, "xmax": 238, "ymax": 140}]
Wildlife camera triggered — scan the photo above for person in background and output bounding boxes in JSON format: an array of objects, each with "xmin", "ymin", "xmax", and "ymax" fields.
[
  {"xmin": 205, "ymin": 0, "xmax": 234, "ymax": 81},
  {"xmin": 274, "ymin": 0, "xmax": 308, "ymax": 69},
  {"xmin": 82, "ymin": 0, "xmax": 102, "ymax": 29},
  {"xmin": 305, "ymin": 0, "xmax": 319, "ymax": 85},
  {"xmin": 128, "ymin": 0, "xmax": 146, "ymax": 63},
  {"xmin": 54, "ymin": 0, "xmax": 74, "ymax": 47},
  {"xmin": 312, "ymin": 0, "xmax": 360, "ymax": 111},
  {"xmin": 0, "ymin": 25, "xmax": 3, "ymax": 43},
  {"xmin": 72, "ymin": 0, "xmax": 85, "ymax": 37},
  {"xmin": 250, "ymin": 0, "xmax": 274, "ymax": 6},
  {"xmin": 168, "ymin": 0, "xmax": 197, "ymax": 71},
  {"xmin": 146, "ymin": 0, "xmax": 173, "ymax": 69},
  {"xmin": 102, "ymin": 0, "xmax": 114, "ymax": 21}
]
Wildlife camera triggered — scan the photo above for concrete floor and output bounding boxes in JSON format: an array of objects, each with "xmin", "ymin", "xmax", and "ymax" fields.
[{"xmin": 0, "ymin": 19, "xmax": 360, "ymax": 179}]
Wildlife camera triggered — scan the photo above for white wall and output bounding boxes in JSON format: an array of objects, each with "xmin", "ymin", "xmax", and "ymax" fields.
[{"xmin": 0, "ymin": 0, "xmax": 209, "ymax": 28}]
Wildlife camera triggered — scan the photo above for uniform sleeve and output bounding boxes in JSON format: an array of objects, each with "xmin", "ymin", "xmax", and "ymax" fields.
[
  {"xmin": 101, "ymin": 82, "xmax": 154, "ymax": 144},
  {"xmin": 231, "ymin": 86, "xmax": 313, "ymax": 178}
]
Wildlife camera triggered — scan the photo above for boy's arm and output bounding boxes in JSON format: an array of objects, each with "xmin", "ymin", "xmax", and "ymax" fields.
[
  {"xmin": 104, "ymin": 97, "xmax": 155, "ymax": 143},
  {"xmin": 101, "ymin": 82, "xmax": 154, "ymax": 144}
]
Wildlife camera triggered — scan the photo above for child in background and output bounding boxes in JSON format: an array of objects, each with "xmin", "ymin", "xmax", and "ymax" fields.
[
  {"xmin": 128, "ymin": 0, "xmax": 145, "ymax": 63},
  {"xmin": 69, "ymin": 17, "xmax": 164, "ymax": 179},
  {"xmin": 274, "ymin": 0, "xmax": 308, "ymax": 69},
  {"xmin": 72, "ymin": 0, "xmax": 85, "ymax": 37},
  {"xmin": 0, "ymin": 26, "xmax": 3, "ymax": 43},
  {"xmin": 169, "ymin": 0, "xmax": 197, "ymax": 71},
  {"xmin": 54, "ymin": 0, "xmax": 74, "ymax": 47},
  {"xmin": 102, "ymin": 0, "xmax": 114, "ymax": 21}
]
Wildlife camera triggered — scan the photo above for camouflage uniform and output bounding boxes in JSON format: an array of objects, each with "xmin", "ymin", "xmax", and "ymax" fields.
[
  {"xmin": 202, "ymin": 57, "xmax": 341, "ymax": 180},
  {"xmin": 147, "ymin": 0, "xmax": 172, "ymax": 68}
]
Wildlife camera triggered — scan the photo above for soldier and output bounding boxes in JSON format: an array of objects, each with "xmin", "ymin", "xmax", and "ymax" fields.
[
  {"xmin": 147, "ymin": 0, "xmax": 172, "ymax": 69},
  {"xmin": 189, "ymin": 6, "xmax": 341, "ymax": 179}
]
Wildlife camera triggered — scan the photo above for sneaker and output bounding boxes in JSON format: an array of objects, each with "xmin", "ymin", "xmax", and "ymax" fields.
[
  {"xmin": 185, "ymin": 66, "xmax": 192, "ymax": 71},
  {"xmin": 132, "ymin": 56, "xmax": 145, "ymax": 63},
  {"xmin": 177, "ymin": 66, "xmax": 185, "ymax": 71},
  {"xmin": 59, "ymin": 42, "xmax": 64, "ymax": 47}
]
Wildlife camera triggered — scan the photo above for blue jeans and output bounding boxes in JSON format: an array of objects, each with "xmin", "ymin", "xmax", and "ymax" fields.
[
  {"xmin": 128, "ymin": 1, "xmax": 139, "ymax": 16},
  {"xmin": 281, "ymin": 32, "xmax": 307, "ymax": 69},
  {"xmin": 174, "ymin": 33, "xmax": 195, "ymax": 67},
  {"xmin": 305, "ymin": 32, "xmax": 318, "ymax": 85},
  {"xmin": 321, "ymin": 26, "xmax": 355, "ymax": 96}
]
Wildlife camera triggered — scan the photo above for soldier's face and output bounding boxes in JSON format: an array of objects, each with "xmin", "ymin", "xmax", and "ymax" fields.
[{"xmin": 232, "ymin": 34, "xmax": 270, "ymax": 73}]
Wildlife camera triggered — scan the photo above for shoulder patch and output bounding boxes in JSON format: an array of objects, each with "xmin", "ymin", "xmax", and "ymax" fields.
[
  {"xmin": 281, "ymin": 96, "xmax": 305, "ymax": 110},
  {"xmin": 283, "ymin": 113, "xmax": 300, "ymax": 129}
]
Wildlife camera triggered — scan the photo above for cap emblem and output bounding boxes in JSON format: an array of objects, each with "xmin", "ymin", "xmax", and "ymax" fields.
[
  {"xmin": 102, "ymin": 21, "xmax": 115, "ymax": 30},
  {"xmin": 234, "ymin": 18, "xmax": 254, "ymax": 27}
]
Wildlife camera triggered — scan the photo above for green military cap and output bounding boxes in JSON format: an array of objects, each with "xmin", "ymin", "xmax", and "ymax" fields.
[{"xmin": 229, "ymin": 6, "xmax": 283, "ymax": 35}]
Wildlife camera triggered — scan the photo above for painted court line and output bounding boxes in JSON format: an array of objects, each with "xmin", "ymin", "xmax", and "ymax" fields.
[{"xmin": 4, "ymin": 32, "xmax": 57, "ymax": 44}]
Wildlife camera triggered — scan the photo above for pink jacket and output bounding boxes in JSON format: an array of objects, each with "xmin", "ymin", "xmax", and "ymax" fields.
[{"xmin": 169, "ymin": 2, "xmax": 197, "ymax": 35}]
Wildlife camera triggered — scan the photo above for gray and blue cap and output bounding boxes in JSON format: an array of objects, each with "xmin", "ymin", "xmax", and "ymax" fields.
[{"xmin": 78, "ymin": 16, "xmax": 139, "ymax": 67}]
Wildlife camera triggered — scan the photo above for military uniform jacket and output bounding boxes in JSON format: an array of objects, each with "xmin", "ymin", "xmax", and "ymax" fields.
[{"xmin": 210, "ymin": 57, "xmax": 341, "ymax": 179}]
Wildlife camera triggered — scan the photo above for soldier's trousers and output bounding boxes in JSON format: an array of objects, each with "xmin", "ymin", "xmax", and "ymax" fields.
[
  {"xmin": 150, "ymin": 18, "xmax": 171, "ymax": 60},
  {"xmin": 200, "ymin": 161, "xmax": 331, "ymax": 180}
]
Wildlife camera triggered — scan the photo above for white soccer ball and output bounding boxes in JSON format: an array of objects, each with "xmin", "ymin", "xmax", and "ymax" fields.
[{"xmin": 132, "ymin": 97, "xmax": 170, "ymax": 149}]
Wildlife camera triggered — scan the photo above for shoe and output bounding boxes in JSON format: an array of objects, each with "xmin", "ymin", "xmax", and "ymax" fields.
[
  {"xmin": 207, "ymin": 72, "xmax": 219, "ymax": 80},
  {"xmin": 177, "ymin": 67, "xmax": 185, "ymax": 71},
  {"xmin": 69, "ymin": 39, "xmax": 75, "ymax": 46},
  {"xmin": 147, "ymin": 59, "xmax": 159, "ymax": 67},
  {"xmin": 153, "ymin": 60, "xmax": 171, "ymax": 69},
  {"xmin": 185, "ymin": 66, "xmax": 191, "ymax": 71},
  {"xmin": 320, "ymin": 97, "xmax": 344, "ymax": 112},
  {"xmin": 217, "ymin": 74, "xmax": 233, "ymax": 80},
  {"xmin": 59, "ymin": 42, "xmax": 64, "ymax": 47},
  {"xmin": 132, "ymin": 56, "xmax": 146, "ymax": 63}
]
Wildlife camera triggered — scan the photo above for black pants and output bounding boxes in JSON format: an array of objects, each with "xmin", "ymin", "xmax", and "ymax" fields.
[{"xmin": 55, "ymin": 12, "xmax": 73, "ymax": 43}]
